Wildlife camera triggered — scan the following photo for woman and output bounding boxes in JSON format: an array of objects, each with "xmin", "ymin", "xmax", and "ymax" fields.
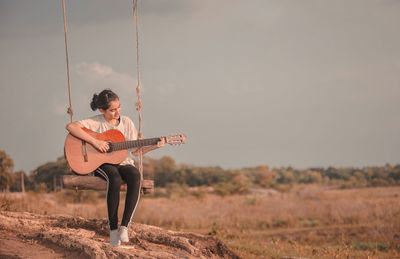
[{"xmin": 66, "ymin": 89, "xmax": 164, "ymax": 246}]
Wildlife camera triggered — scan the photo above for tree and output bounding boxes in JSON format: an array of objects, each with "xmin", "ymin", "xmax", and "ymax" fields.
[
  {"xmin": 389, "ymin": 164, "xmax": 400, "ymax": 182},
  {"xmin": 31, "ymin": 157, "xmax": 70, "ymax": 191},
  {"xmin": 10, "ymin": 170, "xmax": 27, "ymax": 192},
  {"xmin": 0, "ymin": 150, "xmax": 14, "ymax": 192},
  {"xmin": 254, "ymin": 165, "xmax": 275, "ymax": 187},
  {"xmin": 142, "ymin": 156, "xmax": 156, "ymax": 179},
  {"xmin": 299, "ymin": 170, "xmax": 322, "ymax": 184},
  {"xmin": 154, "ymin": 156, "xmax": 176, "ymax": 187}
]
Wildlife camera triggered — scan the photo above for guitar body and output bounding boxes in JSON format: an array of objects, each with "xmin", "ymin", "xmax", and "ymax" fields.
[{"xmin": 65, "ymin": 128, "xmax": 128, "ymax": 175}]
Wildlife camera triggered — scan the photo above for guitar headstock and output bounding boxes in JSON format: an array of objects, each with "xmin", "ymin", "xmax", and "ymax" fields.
[{"xmin": 165, "ymin": 134, "xmax": 187, "ymax": 146}]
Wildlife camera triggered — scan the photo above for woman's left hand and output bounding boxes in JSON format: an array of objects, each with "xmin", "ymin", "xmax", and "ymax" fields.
[{"xmin": 157, "ymin": 137, "xmax": 165, "ymax": 148}]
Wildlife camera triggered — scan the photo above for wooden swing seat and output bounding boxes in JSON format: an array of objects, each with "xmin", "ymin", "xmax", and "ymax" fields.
[{"xmin": 62, "ymin": 175, "xmax": 154, "ymax": 194}]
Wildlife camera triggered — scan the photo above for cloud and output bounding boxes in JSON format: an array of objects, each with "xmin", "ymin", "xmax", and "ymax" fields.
[
  {"xmin": 70, "ymin": 62, "xmax": 142, "ymax": 116},
  {"xmin": 155, "ymin": 82, "xmax": 178, "ymax": 96},
  {"xmin": 52, "ymin": 96, "xmax": 68, "ymax": 116},
  {"xmin": 75, "ymin": 62, "xmax": 137, "ymax": 100},
  {"xmin": 76, "ymin": 62, "xmax": 132, "ymax": 85}
]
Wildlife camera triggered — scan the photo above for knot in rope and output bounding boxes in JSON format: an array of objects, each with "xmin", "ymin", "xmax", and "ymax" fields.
[
  {"xmin": 136, "ymin": 85, "xmax": 142, "ymax": 112},
  {"xmin": 67, "ymin": 107, "xmax": 73, "ymax": 116},
  {"xmin": 136, "ymin": 101, "xmax": 142, "ymax": 114}
]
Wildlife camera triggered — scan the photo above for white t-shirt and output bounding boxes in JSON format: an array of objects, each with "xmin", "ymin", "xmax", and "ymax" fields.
[{"xmin": 79, "ymin": 114, "xmax": 138, "ymax": 166}]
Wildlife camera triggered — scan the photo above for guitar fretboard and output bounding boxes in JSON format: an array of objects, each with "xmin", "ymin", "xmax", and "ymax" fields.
[{"xmin": 110, "ymin": 137, "xmax": 162, "ymax": 151}]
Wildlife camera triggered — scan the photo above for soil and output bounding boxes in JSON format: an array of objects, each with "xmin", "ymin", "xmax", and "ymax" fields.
[{"xmin": 0, "ymin": 211, "xmax": 240, "ymax": 259}]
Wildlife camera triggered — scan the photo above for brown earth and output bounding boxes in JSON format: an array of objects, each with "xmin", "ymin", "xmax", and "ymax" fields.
[{"xmin": 0, "ymin": 211, "xmax": 240, "ymax": 259}]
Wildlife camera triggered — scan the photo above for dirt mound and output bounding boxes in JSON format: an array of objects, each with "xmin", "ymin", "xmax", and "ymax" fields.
[{"xmin": 0, "ymin": 211, "xmax": 240, "ymax": 259}]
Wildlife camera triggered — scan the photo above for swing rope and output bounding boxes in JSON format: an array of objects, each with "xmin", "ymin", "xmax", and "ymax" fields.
[
  {"xmin": 62, "ymin": 0, "xmax": 73, "ymax": 123},
  {"xmin": 61, "ymin": 0, "xmax": 145, "ymax": 181},
  {"xmin": 133, "ymin": 0, "xmax": 144, "ymax": 181}
]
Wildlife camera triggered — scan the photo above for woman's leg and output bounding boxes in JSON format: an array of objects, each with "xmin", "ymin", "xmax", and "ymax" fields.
[
  {"xmin": 94, "ymin": 164, "xmax": 122, "ymax": 231},
  {"xmin": 118, "ymin": 165, "xmax": 141, "ymax": 228}
]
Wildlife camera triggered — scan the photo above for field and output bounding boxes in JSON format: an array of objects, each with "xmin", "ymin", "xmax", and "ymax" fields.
[{"xmin": 1, "ymin": 185, "xmax": 399, "ymax": 258}]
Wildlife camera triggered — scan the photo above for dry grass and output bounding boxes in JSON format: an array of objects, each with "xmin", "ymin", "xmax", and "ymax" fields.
[
  {"xmin": 1, "ymin": 185, "xmax": 399, "ymax": 258},
  {"xmin": 135, "ymin": 185, "xmax": 400, "ymax": 258}
]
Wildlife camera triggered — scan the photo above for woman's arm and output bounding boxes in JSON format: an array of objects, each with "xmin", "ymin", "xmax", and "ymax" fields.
[
  {"xmin": 131, "ymin": 137, "xmax": 165, "ymax": 156},
  {"xmin": 66, "ymin": 122, "xmax": 110, "ymax": 153}
]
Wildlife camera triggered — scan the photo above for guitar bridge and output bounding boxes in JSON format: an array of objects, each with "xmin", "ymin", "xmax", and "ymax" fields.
[{"xmin": 81, "ymin": 140, "xmax": 88, "ymax": 162}]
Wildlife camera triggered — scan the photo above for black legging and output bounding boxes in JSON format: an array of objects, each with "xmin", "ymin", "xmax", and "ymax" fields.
[{"xmin": 94, "ymin": 164, "xmax": 141, "ymax": 230}]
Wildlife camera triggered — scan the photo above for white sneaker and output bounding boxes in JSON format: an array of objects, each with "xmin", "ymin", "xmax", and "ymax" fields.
[
  {"xmin": 119, "ymin": 226, "xmax": 129, "ymax": 243},
  {"xmin": 110, "ymin": 229, "xmax": 121, "ymax": 247}
]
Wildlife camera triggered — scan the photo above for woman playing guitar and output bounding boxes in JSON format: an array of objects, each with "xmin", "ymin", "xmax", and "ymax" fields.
[{"xmin": 66, "ymin": 89, "xmax": 165, "ymax": 247}]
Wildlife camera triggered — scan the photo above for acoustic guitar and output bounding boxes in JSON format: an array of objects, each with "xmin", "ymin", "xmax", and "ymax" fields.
[{"xmin": 65, "ymin": 128, "xmax": 186, "ymax": 175}]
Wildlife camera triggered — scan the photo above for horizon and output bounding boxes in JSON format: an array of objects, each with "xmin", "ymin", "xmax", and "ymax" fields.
[
  {"xmin": 23, "ymin": 153, "xmax": 399, "ymax": 175},
  {"xmin": 1, "ymin": 0, "xmax": 400, "ymax": 173}
]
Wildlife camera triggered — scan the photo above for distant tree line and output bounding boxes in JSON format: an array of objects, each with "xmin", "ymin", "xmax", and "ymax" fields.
[
  {"xmin": 1, "ymin": 150, "xmax": 399, "ymax": 194},
  {"xmin": 143, "ymin": 157, "xmax": 400, "ymax": 193}
]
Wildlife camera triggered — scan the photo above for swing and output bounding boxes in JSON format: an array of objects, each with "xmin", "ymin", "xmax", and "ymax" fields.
[{"xmin": 60, "ymin": 0, "xmax": 185, "ymax": 194}]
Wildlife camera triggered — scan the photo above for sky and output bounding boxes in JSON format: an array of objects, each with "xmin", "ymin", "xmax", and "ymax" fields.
[{"xmin": 1, "ymin": 0, "xmax": 400, "ymax": 173}]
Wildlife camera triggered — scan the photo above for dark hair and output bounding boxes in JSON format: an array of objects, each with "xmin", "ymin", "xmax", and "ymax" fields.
[{"xmin": 90, "ymin": 89, "xmax": 119, "ymax": 111}]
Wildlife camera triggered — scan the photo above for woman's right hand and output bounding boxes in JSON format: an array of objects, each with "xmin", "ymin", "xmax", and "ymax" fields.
[{"xmin": 92, "ymin": 139, "xmax": 110, "ymax": 153}]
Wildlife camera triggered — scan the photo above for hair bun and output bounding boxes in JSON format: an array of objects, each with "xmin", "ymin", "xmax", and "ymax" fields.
[
  {"xmin": 89, "ymin": 89, "xmax": 118, "ymax": 111},
  {"xmin": 90, "ymin": 94, "xmax": 99, "ymax": 111}
]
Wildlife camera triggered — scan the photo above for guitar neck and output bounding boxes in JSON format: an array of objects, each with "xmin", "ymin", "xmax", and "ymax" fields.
[{"xmin": 110, "ymin": 137, "xmax": 162, "ymax": 151}]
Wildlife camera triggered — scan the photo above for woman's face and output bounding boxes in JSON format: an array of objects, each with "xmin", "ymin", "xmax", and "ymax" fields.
[{"xmin": 100, "ymin": 99, "xmax": 121, "ymax": 122}]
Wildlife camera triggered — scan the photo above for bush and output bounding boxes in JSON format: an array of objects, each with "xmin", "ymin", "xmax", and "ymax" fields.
[
  {"xmin": 166, "ymin": 183, "xmax": 188, "ymax": 198},
  {"xmin": 57, "ymin": 190, "xmax": 100, "ymax": 204},
  {"xmin": 214, "ymin": 182, "xmax": 249, "ymax": 196}
]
